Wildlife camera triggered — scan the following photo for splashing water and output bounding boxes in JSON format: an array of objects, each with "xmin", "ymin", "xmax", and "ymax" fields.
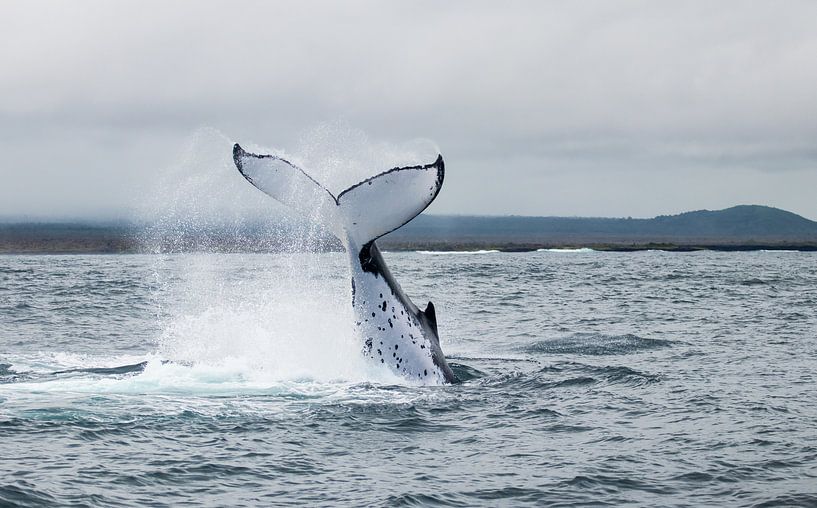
[
  {"xmin": 151, "ymin": 252, "xmax": 402, "ymax": 387},
  {"xmin": 129, "ymin": 124, "xmax": 440, "ymax": 390}
]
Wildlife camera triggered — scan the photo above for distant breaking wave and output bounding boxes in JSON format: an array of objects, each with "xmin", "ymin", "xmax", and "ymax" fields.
[{"xmin": 537, "ymin": 248, "xmax": 595, "ymax": 253}]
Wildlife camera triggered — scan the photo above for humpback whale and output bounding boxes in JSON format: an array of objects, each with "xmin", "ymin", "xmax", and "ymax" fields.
[{"xmin": 232, "ymin": 144, "xmax": 456, "ymax": 384}]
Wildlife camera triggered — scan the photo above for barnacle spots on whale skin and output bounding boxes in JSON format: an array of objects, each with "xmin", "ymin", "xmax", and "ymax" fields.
[{"xmin": 353, "ymin": 258, "xmax": 447, "ymax": 384}]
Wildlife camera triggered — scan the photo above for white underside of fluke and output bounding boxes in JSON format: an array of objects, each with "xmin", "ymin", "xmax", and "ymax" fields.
[{"xmin": 233, "ymin": 145, "xmax": 443, "ymax": 246}]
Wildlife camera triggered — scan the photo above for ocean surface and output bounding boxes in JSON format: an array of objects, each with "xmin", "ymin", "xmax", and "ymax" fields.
[{"xmin": 1, "ymin": 250, "xmax": 816, "ymax": 506}]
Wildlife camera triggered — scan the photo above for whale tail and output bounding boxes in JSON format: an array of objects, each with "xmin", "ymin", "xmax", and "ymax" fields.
[{"xmin": 233, "ymin": 144, "xmax": 444, "ymax": 245}]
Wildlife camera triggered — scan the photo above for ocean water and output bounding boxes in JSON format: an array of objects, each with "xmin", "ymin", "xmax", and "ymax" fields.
[{"xmin": 1, "ymin": 250, "xmax": 816, "ymax": 506}]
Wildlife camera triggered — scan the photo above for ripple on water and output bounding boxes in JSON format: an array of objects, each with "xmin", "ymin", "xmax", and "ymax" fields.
[
  {"xmin": 0, "ymin": 483, "xmax": 59, "ymax": 507},
  {"xmin": 448, "ymin": 362, "xmax": 486, "ymax": 382},
  {"xmin": 522, "ymin": 333, "xmax": 674, "ymax": 356}
]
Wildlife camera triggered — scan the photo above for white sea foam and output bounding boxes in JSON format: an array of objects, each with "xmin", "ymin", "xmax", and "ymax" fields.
[
  {"xmin": 537, "ymin": 248, "xmax": 595, "ymax": 253},
  {"xmin": 143, "ymin": 252, "xmax": 406, "ymax": 390},
  {"xmin": 0, "ymin": 354, "xmax": 404, "ymax": 400}
]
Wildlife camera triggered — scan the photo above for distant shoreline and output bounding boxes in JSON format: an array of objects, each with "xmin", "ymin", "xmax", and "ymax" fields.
[
  {"xmin": 3, "ymin": 205, "xmax": 817, "ymax": 254},
  {"xmin": 2, "ymin": 237, "xmax": 816, "ymax": 255}
]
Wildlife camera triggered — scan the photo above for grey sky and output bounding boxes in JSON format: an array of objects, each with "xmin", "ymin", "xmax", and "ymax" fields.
[{"xmin": 1, "ymin": 0, "xmax": 816, "ymax": 220}]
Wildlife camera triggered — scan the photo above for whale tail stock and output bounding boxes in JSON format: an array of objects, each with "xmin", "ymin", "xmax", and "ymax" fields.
[{"xmin": 232, "ymin": 143, "xmax": 444, "ymax": 247}]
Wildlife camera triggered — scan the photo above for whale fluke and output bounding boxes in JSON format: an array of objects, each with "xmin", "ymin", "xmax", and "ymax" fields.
[
  {"xmin": 334, "ymin": 155, "xmax": 444, "ymax": 244},
  {"xmin": 233, "ymin": 144, "xmax": 341, "ymax": 236},
  {"xmin": 232, "ymin": 143, "xmax": 455, "ymax": 384},
  {"xmin": 233, "ymin": 144, "xmax": 443, "ymax": 245}
]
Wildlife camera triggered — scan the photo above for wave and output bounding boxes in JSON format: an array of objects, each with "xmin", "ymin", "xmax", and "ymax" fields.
[
  {"xmin": 479, "ymin": 361, "xmax": 660, "ymax": 391},
  {"xmin": 448, "ymin": 362, "xmax": 486, "ymax": 382},
  {"xmin": 0, "ymin": 484, "xmax": 59, "ymax": 507},
  {"xmin": 51, "ymin": 361, "xmax": 148, "ymax": 376},
  {"xmin": 584, "ymin": 364, "xmax": 661, "ymax": 387},
  {"xmin": 522, "ymin": 333, "xmax": 673, "ymax": 356},
  {"xmin": 0, "ymin": 353, "xmax": 406, "ymax": 399}
]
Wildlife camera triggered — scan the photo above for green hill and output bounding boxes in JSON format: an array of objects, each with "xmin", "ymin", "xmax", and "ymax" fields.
[
  {"xmin": 650, "ymin": 205, "xmax": 817, "ymax": 237},
  {"xmin": 381, "ymin": 205, "xmax": 817, "ymax": 249}
]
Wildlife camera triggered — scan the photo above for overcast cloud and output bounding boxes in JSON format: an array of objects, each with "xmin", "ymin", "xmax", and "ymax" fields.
[{"xmin": 1, "ymin": 0, "xmax": 816, "ymax": 220}]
